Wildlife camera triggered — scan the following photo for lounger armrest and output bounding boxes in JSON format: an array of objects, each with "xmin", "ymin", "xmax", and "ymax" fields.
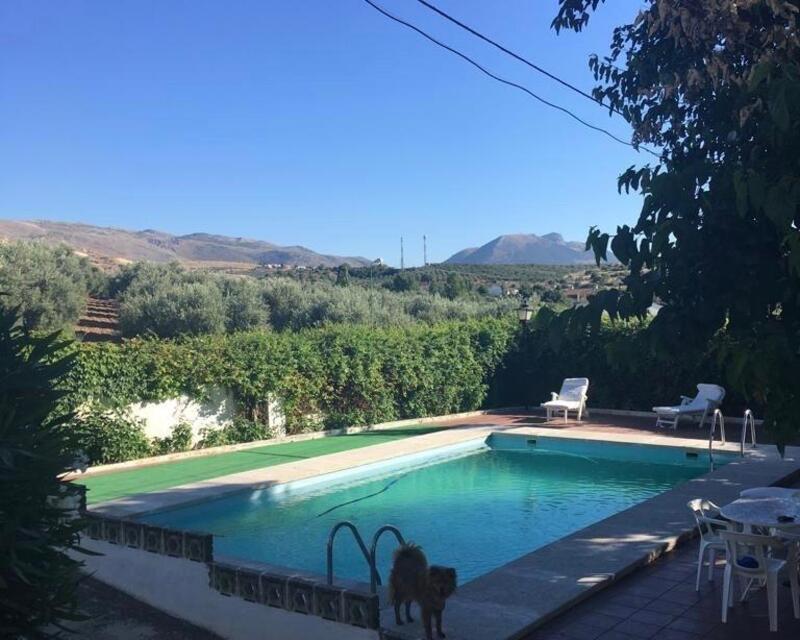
[
  {"xmin": 680, "ymin": 396, "xmax": 693, "ymax": 405},
  {"xmin": 550, "ymin": 392, "xmax": 559, "ymax": 401}
]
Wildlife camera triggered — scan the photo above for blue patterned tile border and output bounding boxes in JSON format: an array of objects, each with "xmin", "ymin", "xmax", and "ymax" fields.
[
  {"xmin": 206, "ymin": 560, "xmax": 380, "ymax": 630},
  {"xmin": 82, "ymin": 512, "xmax": 212, "ymax": 563},
  {"xmin": 82, "ymin": 512, "xmax": 379, "ymax": 630}
]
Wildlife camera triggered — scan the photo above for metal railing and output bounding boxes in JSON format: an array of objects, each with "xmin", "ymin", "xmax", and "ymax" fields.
[
  {"xmin": 740, "ymin": 409, "xmax": 757, "ymax": 456},
  {"xmin": 326, "ymin": 521, "xmax": 375, "ymax": 587},
  {"xmin": 369, "ymin": 525, "xmax": 405, "ymax": 594},
  {"xmin": 327, "ymin": 521, "xmax": 407, "ymax": 594},
  {"xmin": 708, "ymin": 409, "xmax": 726, "ymax": 471}
]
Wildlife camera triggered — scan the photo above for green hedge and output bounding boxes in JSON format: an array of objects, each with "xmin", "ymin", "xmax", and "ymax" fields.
[
  {"xmin": 65, "ymin": 317, "xmax": 517, "ymax": 433},
  {"xmin": 490, "ymin": 320, "xmax": 751, "ymax": 415},
  {"xmin": 63, "ymin": 316, "xmax": 754, "ymax": 466}
]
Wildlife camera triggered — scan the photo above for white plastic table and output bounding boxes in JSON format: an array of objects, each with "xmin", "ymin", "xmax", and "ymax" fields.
[
  {"xmin": 721, "ymin": 497, "xmax": 800, "ymax": 530},
  {"xmin": 739, "ymin": 487, "xmax": 800, "ymax": 500}
]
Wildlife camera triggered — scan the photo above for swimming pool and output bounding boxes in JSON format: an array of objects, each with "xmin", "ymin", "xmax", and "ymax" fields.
[{"xmin": 141, "ymin": 434, "xmax": 729, "ymax": 585}]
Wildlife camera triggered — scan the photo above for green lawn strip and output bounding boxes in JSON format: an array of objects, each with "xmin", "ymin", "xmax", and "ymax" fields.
[{"xmin": 80, "ymin": 426, "xmax": 446, "ymax": 504}]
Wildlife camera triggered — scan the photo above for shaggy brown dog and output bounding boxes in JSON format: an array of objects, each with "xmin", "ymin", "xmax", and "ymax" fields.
[{"xmin": 388, "ymin": 543, "xmax": 457, "ymax": 639}]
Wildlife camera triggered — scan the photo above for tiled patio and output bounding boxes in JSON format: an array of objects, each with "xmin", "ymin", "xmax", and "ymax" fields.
[
  {"xmin": 436, "ymin": 409, "xmax": 777, "ymax": 446},
  {"xmin": 526, "ymin": 494, "xmax": 800, "ymax": 640}
]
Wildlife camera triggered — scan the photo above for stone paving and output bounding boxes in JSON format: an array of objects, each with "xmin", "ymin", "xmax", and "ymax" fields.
[
  {"xmin": 67, "ymin": 578, "xmax": 221, "ymax": 640},
  {"xmin": 525, "ymin": 538, "xmax": 800, "ymax": 640}
]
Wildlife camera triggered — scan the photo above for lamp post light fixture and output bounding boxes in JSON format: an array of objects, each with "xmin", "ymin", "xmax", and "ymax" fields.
[{"xmin": 517, "ymin": 298, "xmax": 533, "ymax": 325}]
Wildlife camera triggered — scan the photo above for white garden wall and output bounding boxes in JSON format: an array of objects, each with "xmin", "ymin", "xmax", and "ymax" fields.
[{"xmin": 128, "ymin": 386, "xmax": 235, "ymax": 443}]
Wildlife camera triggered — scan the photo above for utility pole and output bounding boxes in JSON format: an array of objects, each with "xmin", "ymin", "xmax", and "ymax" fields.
[
  {"xmin": 423, "ymin": 235, "xmax": 428, "ymax": 266},
  {"xmin": 400, "ymin": 236, "xmax": 404, "ymax": 270}
]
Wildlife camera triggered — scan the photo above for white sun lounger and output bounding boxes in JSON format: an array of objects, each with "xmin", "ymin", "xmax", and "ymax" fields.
[
  {"xmin": 541, "ymin": 377, "xmax": 589, "ymax": 423},
  {"xmin": 653, "ymin": 383, "xmax": 725, "ymax": 430}
]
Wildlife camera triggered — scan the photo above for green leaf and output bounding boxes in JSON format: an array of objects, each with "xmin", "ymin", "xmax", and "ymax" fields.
[
  {"xmin": 769, "ymin": 83, "xmax": 790, "ymax": 131},
  {"xmin": 748, "ymin": 60, "xmax": 771, "ymax": 90},
  {"xmin": 733, "ymin": 171, "xmax": 748, "ymax": 217},
  {"xmin": 764, "ymin": 184, "xmax": 793, "ymax": 228}
]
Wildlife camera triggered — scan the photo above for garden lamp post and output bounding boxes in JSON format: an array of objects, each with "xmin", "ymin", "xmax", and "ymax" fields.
[
  {"xmin": 517, "ymin": 298, "xmax": 532, "ymax": 409},
  {"xmin": 517, "ymin": 298, "xmax": 533, "ymax": 325}
]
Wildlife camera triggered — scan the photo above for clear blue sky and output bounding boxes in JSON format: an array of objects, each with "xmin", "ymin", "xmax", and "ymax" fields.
[{"xmin": 1, "ymin": 0, "xmax": 647, "ymax": 265}]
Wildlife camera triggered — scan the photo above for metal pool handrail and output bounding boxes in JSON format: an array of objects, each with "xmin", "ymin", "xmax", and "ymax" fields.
[
  {"xmin": 369, "ymin": 525, "xmax": 406, "ymax": 594},
  {"xmin": 326, "ymin": 521, "xmax": 376, "ymax": 587},
  {"xmin": 708, "ymin": 409, "xmax": 726, "ymax": 471},
  {"xmin": 740, "ymin": 409, "xmax": 757, "ymax": 456}
]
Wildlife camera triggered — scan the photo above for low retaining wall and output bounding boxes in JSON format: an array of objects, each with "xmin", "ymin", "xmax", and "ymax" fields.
[{"xmin": 80, "ymin": 511, "xmax": 379, "ymax": 639}]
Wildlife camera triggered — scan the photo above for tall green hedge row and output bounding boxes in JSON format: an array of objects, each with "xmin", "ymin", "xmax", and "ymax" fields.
[
  {"xmin": 64, "ymin": 316, "xmax": 753, "ymax": 465},
  {"xmin": 65, "ymin": 318, "xmax": 518, "ymax": 433},
  {"xmin": 492, "ymin": 321, "xmax": 750, "ymax": 415}
]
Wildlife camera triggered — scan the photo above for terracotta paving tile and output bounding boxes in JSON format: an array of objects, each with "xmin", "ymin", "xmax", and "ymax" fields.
[
  {"xmin": 595, "ymin": 630, "xmax": 639, "ymax": 640},
  {"xmin": 605, "ymin": 594, "xmax": 655, "ymax": 609},
  {"xmin": 665, "ymin": 616, "xmax": 718, "ymax": 635},
  {"xmin": 655, "ymin": 629, "xmax": 703, "ymax": 640},
  {"xmin": 627, "ymin": 609, "xmax": 675, "ymax": 627},
  {"xmin": 593, "ymin": 603, "xmax": 639, "ymax": 619},
  {"xmin": 555, "ymin": 622, "xmax": 606, "ymax": 640},
  {"xmin": 609, "ymin": 618, "xmax": 662, "ymax": 638},
  {"xmin": 641, "ymin": 598, "xmax": 691, "ymax": 616},
  {"xmin": 569, "ymin": 612, "xmax": 624, "ymax": 631}
]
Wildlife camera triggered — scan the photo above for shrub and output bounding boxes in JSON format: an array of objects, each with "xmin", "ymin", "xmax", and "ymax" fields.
[
  {"xmin": 489, "ymin": 317, "xmax": 746, "ymax": 415},
  {"xmin": 72, "ymin": 407, "xmax": 153, "ymax": 464},
  {"xmin": 198, "ymin": 417, "xmax": 270, "ymax": 448},
  {"xmin": 0, "ymin": 304, "xmax": 86, "ymax": 635},
  {"xmin": 152, "ymin": 422, "xmax": 194, "ymax": 455},
  {"xmin": 66, "ymin": 317, "xmax": 517, "ymax": 437}
]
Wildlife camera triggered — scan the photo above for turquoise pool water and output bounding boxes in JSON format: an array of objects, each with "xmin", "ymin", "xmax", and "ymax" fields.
[{"xmin": 141, "ymin": 435, "xmax": 724, "ymax": 584}]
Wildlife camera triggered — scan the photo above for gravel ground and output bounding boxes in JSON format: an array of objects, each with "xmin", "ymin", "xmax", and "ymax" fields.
[{"xmin": 67, "ymin": 578, "xmax": 222, "ymax": 640}]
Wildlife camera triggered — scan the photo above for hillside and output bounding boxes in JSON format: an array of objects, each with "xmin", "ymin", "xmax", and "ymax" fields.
[
  {"xmin": 0, "ymin": 220, "xmax": 371, "ymax": 268},
  {"xmin": 445, "ymin": 233, "xmax": 595, "ymax": 265}
]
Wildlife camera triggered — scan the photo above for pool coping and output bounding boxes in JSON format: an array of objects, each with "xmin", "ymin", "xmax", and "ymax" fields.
[
  {"xmin": 381, "ymin": 429, "xmax": 800, "ymax": 640},
  {"xmin": 88, "ymin": 422, "xmax": 768, "ymax": 519},
  {"xmin": 86, "ymin": 422, "xmax": 800, "ymax": 640}
]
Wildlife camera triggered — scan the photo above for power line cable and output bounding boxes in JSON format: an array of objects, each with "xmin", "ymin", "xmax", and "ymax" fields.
[
  {"xmin": 415, "ymin": 0, "xmax": 624, "ymax": 117},
  {"xmin": 362, "ymin": 0, "xmax": 660, "ymax": 158}
]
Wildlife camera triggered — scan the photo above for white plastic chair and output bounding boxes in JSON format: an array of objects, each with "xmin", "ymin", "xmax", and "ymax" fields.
[
  {"xmin": 688, "ymin": 499, "xmax": 729, "ymax": 590},
  {"xmin": 541, "ymin": 378, "xmax": 589, "ymax": 423},
  {"xmin": 653, "ymin": 383, "xmax": 725, "ymax": 430},
  {"xmin": 720, "ymin": 530, "xmax": 800, "ymax": 632}
]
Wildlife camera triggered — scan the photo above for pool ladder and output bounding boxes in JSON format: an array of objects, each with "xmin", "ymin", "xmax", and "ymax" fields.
[
  {"xmin": 326, "ymin": 521, "xmax": 406, "ymax": 594},
  {"xmin": 740, "ymin": 409, "xmax": 757, "ymax": 456},
  {"xmin": 707, "ymin": 409, "xmax": 758, "ymax": 470},
  {"xmin": 708, "ymin": 409, "xmax": 726, "ymax": 471}
]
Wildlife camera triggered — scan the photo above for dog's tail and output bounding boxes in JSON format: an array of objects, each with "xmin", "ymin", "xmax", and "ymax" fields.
[
  {"xmin": 392, "ymin": 542, "xmax": 427, "ymax": 569},
  {"xmin": 388, "ymin": 543, "xmax": 427, "ymax": 603}
]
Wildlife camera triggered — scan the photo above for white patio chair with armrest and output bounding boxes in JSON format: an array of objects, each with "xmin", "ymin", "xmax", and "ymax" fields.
[
  {"xmin": 720, "ymin": 530, "xmax": 800, "ymax": 632},
  {"xmin": 653, "ymin": 383, "xmax": 725, "ymax": 430},
  {"xmin": 688, "ymin": 498, "xmax": 730, "ymax": 591},
  {"xmin": 541, "ymin": 377, "xmax": 589, "ymax": 423}
]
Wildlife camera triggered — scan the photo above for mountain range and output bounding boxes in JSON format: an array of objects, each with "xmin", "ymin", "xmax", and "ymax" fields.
[
  {"xmin": 445, "ymin": 233, "xmax": 595, "ymax": 265},
  {"xmin": 0, "ymin": 220, "xmax": 371, "ymax": 268}
]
